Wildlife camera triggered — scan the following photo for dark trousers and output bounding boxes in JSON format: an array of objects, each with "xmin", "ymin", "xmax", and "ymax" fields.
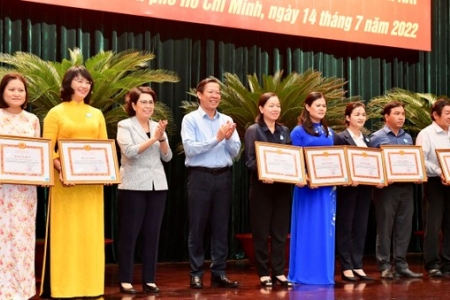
[
  {"xmin": 117, "ymin": 189, "xmax": 167, "ymax": 283},
  {"xmin": 336, "ymin": 185, "xmax": 372, "ymax": 271},
  {"xmin": 249, "ymin": 176, "xmax": 291, "ymax": 277},
  {"xmin": 373, "ymin": 183, "xmax": 413, "ymax": 271},
  {"xmin": 423, "ymin": 177, "xmax": 450, "ymax": 271},
  {"xmin": 187, "ymin": 168, "xmax": 232, "ymax": 277}
]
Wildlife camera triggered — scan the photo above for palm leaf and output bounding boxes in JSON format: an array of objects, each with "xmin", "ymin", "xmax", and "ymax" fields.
[
  {"xmin": 0, "ymin": 48, "xmax": 179, "ymax": 138},
  {"xmin": 179, "ymin": 69, "xmax": 347, "ymax": 156},
  {"xmin": 367, "ymin": 88, "xmax": 436, "ymax": 135}
]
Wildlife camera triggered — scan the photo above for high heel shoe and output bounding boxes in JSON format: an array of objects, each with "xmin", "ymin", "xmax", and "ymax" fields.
[
  {"xmin": 119, "ymin": 283, "xmax": 137, "ymax": 294},
  {"xmin": 272, "ymin": 275, "xmax": 293, "ymax": 287},
  {"xmin": 143, "ymin": 283, "xmax": 160, "ymax": 293},
  {"xmin": 352, "ymin": 270, "xmax": 375, "ymax": 281},
  {"xmin": 341, "ymin": 271, "xmax": 358, "ymax": 282},
  {"xmin": 259, "ymin": 276, "xmax": 273, "ymax": 288}
]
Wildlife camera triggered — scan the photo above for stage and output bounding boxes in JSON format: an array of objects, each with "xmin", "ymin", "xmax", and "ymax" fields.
[{"xmin": 34, "ymin": 254, "xmax": 450, "ymax": 299}]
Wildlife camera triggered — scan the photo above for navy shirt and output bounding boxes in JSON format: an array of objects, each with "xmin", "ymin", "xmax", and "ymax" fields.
[
  {"xmin": 369, "ymin": 125, "xmax": 413, "ymax": 148},
  {"xmin": 244, "ymin": 121, "xmax": 291, "ymax": 171}
]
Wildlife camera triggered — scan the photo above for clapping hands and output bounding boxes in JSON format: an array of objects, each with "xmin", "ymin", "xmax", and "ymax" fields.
[
  {"xmin": 154, "ymin": 120, "xmax": 168, "ymax": 141},
  {"xmin": 217, "ymin": 121, "xmax": 237, "ymax": 142}
]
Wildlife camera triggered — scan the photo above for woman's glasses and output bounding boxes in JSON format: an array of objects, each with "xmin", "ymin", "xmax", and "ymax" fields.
[{"xmin": 73, "ymin": 77, "xmax": 92, "ymax": 86}]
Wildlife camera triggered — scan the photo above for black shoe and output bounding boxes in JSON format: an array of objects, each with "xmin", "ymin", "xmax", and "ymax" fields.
[
  {"xmin": 442, "ymin": 271, "xmax": 450, "ymax": 277},
  {"xmin": 119, "ymin": 283, "xmax": 137, "ymax": 294},
  {"xmin": 352, "ymin": 270, "xmax": 375, "ymax": 281},
  {"xmin": 259, "ymin": 278, "xmax": 272, "ymax": 288},
  {"xmin": 341, "ymin": 271, "xmax": 358, "ymax": 282},
  {"xmin": 272, "ymin": 275, "xmax": 293, "ymax": 287},
  {"xmin": 380, "ymin": 269, "xmax": 394, "ymax": 279},
  {"xmin": 190, "ymin": 275, "xmax": 204, "ymax": 289},
  {"xmin": 211, "ymin": 275, "xmax": 239, "ymax": 288},
  {"xmin": 143, "ymin": 283, "xmax": 160, "ymax": 293},
  {"xmin": 395, "ymin": 268, "xmax": 423, "ymax": 278},
  {"xmin": 428, "ymin": 269, "xmax": 443, "ymax": 277}
]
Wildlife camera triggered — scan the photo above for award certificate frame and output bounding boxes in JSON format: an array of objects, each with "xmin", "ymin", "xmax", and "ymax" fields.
[
  {"xmin": 345, "ymin": 146, "xmax": 386, "ymax": 186},
  {"xmin": 58, "ymin": 139, "xmax": 120, "ymax": 184},
  {"xmin": 435, "ymin": 149, "xmax": 450, "ymax": 182},
  {"xmin": 255, "ymin": 141, "xmax": 306, "ymax": 185},
  {"xmin": 0, "ymin": 135, "xmax": 54, "ymax": 185},
  {"xmin": 381, "ymin": 145, "xmax": 427, "ymax": 182},
  {"xmin": 303, "ymin": 146, "xmax": 350, "ymax": 187}
]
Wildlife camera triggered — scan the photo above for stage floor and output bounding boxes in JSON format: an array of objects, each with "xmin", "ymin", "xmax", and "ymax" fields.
[{"xmin": 34, "ymin": 254, "xmax": 450, "ymax": 299}]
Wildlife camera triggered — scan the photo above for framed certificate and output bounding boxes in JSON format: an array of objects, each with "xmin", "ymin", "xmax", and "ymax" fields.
[
  {"xmin": 0, "ymin": 135, "xmax": 54, "ymax": 185},
  {"xmin": 255, "ymin": 141, "xmax": 306, "ymax": 185},
  {"xmin": 435, "ymin": 149, "xmax": 450, "ymax": 182},
  {"xmin": 58, "ymin": 139, "xmax": 120, "ymax": 184},
  {"xmin": 303, "ymin": 146, "xmax": 350, "ymax": 187},
  {"xmin": 381, "ymin": 145, "xmax": 427, "ymax": 182},
  {"xmin": 345, "ymin": 146, "xmax": 386, "ymax": 186}
]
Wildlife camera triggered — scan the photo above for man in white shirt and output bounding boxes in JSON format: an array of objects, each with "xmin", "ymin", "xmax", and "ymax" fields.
[
  {"xmin": 416, "ymin": 98, "xmax": 450, "ymax": 277},
  {"xmin": 181, "ymin": 78, "xmax": 241, "ymax": 289}
]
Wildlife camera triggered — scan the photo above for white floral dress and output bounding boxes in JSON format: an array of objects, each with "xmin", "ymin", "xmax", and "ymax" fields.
[{"xmin": 0, "ymin": 109, "xmax": 40, "ymax": 300}]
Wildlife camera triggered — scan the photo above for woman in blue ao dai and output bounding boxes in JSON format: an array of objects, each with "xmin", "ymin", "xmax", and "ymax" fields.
[{"xmin": 288, "ymin": 92, "xmax": 336, "ymax": 285}]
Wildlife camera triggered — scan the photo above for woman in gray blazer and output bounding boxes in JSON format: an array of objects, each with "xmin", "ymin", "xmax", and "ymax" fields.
[{"xmin": 116, "ymin": 86, "xmax": 172, "ymax": 294}]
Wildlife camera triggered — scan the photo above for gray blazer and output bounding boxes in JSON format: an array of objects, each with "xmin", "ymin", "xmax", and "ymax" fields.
[{"xmin": 116, "ymin": 116, "xmax": 172, "ymax": 191}]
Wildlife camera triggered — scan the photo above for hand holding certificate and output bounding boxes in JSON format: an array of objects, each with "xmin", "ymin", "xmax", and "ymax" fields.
[
  {"xmin": 381, "ymin": 145, "xmax": 427, "ymax": 183},
  {"xmin": 0, "ymin": 135, "xmax": 54, "ymax": 185},
  {"xmin": 345, "ymin": 146, "xmax": 386, "ymax": 186},
  {"xmin": 255, "ymin": 141, "xmax": 306, "ymax": 185},
  {"xmin": 435, "ymin": 149, "xmax": 450, "ymax": 184},
  {"xmin": 303, "ymin": 146, "xmax": 350, "ymax": 187},
  {"xmin": 58, "ymin": 139, "xmax": 120, "ymax": 184}
]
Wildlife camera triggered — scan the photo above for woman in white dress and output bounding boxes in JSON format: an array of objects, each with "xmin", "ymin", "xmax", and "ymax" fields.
[{"xmin": 0, "ymin": 73, "xmax": 40, "ymax": 299}]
